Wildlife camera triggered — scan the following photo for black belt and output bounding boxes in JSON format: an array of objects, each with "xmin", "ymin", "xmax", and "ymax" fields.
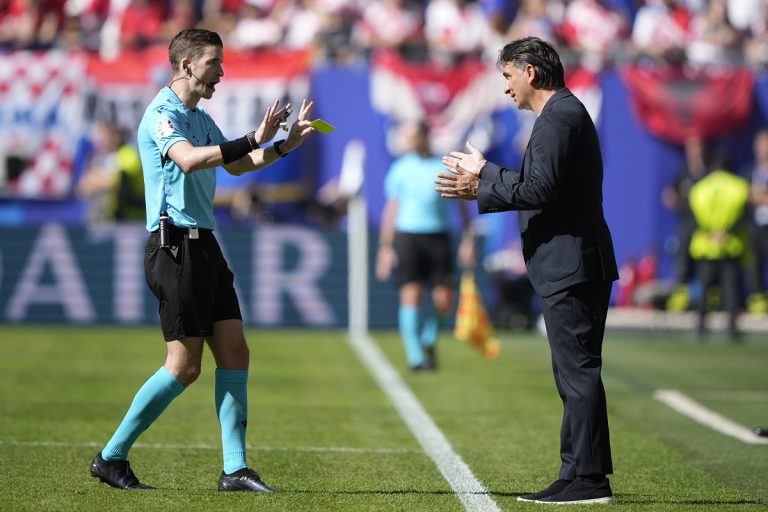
[{"xmin": 151, "ymin": 225, "xmax": 211, "ymax": 239}]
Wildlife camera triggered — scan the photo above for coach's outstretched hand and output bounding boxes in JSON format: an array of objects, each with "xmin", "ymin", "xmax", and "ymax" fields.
[
  {"xmin": 435, "ymin": 141, "xmax": 486, "ymax": 200},
  {"xmin": 441, "ymin": 141, "xmax": 486, "ymax": 177},
  {"xmin": 435, "ymin": 166, "xmax": 480, "ymax": 200}
]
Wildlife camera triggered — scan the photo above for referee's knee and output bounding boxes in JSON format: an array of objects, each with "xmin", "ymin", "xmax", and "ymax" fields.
[{"xmin": 168, "ymin": 364, "xmax": 201, "ymax": 386}]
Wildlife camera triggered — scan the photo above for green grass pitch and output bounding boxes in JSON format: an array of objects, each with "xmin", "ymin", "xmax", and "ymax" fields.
[{"xmin": 0, "ymin": 326, "xmax": 766, "ymax": 511}]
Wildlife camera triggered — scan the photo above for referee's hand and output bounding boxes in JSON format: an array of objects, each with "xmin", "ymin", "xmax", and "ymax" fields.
[
  {"xmin": 283, "ymin": 99, "xmax": 316, "ymax": 152},
  {"xmin": 255, "ymin": 99, "xmax": 289, "ymax": 145},
  {"xmin": 375, "ymin": 245, "xmax": 397, "ymax": 281}
]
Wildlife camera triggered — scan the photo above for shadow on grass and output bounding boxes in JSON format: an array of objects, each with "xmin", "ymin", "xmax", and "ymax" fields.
[
  {"xmin": 614, "ymin": 497, "xmax": 766, "ymax": 506},
  {"xmin": 281, "ymin": 489, "xmax": 461, "ymax": 496},
  {"xmin": 148, "ymin": 487, "xmax": 468, "ymax": 496},
  {"xmin": 491, "ymin": 491, "xmax": 766, "ymax": 506}
]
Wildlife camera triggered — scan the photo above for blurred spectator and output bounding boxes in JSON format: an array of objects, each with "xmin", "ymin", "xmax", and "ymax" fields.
[
  {"xmin": 604, "ymin": 0, "xmax": 637, "ymax": 19},
  {"xmin": 111, "ymin": 149, "xmax": 145, "ymax": 222},
  {"xmin": 688, "ymin": 155, "xmax": 749, "ymax": 340},
  {"xmin": 230, "ymin": 184, "xmax": 272, "ymax": 225},
  {"xmin": 162, "ymin": 0, "xmax": 198, "ymax": 43},
  {"xmin": 60, "ymin": 0, "xmax": 109, "ymax": 51},
  {"xmin": 2, "ymin": 0, "xmax": 764, "ymax": 74},
  {"xmin": 746, "ymin": 129, "xmax": 768, "ymax": 314},
  {"xmin": 662, "ymin": 135, "xmax": 710, "ymax": 311},
  {"xmin": 119, "ymin": 0, "xmax": 167, "ymax": 51},
  {"xmin": 56, "ymin": 11, "xmax": 84, "ymax": 50},
  {"xmin": 744, "ymin": 1, "xmax": 768, "ymax": 70},
  {"xmin": 76, "ymin": 121, "xmax": 144, "ymax": 224},
  {"xmin": 375, "ymin": 120, "xmax": 475, "ymax": 371},
  {"xmin": 424, "ymin": 0, "xmax": 495, "ymax": 65},
  {"xmin": 353, "ymin": 0, "xmax": 425, "ymax": 62},
  {"xmin": 0, "ymin": 0, "xmax": 66, "ymax": 49},
  {"xmin": 1, "ymin": 0, "xmax": 766, "ymax": 74},
  {"xmin": 560, "ymin": 0, "xmax": 629, "ymax": 70},
  {"xmin": 686, "ymin": 0, "xmax": 741, "ymax": 68},
  {"xmin": 228, "ymin": 0, "xmax": 282, "ymax": 50},
  {"xmin": 681, "ymin": 0, "xmax": 707, "ymax": 14},
  {"xmin": 313, "ymin": 0, "xmax": 362, "ymax": 65},
  {"xmin": 281, "ymin": 0, "xmax": 324, "ymax": 51},
  {"xmin": 478, "ymin": 0, "xmax": 517, "ymax": 36},
  {"xmin": 506, "ymin": 0, "xmax": 557, "ymax": 44},
  {"xmin": 199, "ymin": 0, "xmax": 243, "ymax": 36},
  {"xmin": 727, "ymin": 0, "xmax": 765, "ymax": 32},
  {"xmin": 631, "ymin": 0, "xmax": 691, "ymax": 65}
]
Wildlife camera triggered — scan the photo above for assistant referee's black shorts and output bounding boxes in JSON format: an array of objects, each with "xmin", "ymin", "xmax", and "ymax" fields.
[
  {"xmin": 394, "ymin": 231, "xmax": 455, "ymax": 287},
  {"xmin": 144, "ymin": 227, "xmax": 242, "ymax": 341}
]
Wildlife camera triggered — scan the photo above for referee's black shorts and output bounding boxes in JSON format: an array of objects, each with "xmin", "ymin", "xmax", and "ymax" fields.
[
  {"xmin": 394, "ymin": 231, "xmax": 455, "ymax": 287},
  {"xmin": 144, "ymin": 227, "xmax": 242, "ymax": 341}
]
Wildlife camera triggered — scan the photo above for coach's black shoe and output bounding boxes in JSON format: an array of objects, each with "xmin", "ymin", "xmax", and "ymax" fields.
[
  {"xmin": 536, "ymin": 476, "xmax": 613, "ymax": 504},
  {"xmin": 218, "ymin": 468, "xmax": 277, "ymax": 493},
  {"xmin": 517, "ymin": 479, "xmax": 572, "ymax": 502},
  {"xmin": 90, "ymin": 452, "xmax": 154, "ymax": 490}
]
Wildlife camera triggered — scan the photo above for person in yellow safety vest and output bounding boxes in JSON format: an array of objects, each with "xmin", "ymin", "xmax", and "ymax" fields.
[
  {"xmin": 77, "ymin": 122, "xmax": 145, "ymax": 224},
  {"xmin": 107, "ymin": 142, "xmax": 145, "ymax": 222},
  {"xmin": 688, "ymin": 161, "xmax": 750, "ymax": 340}
]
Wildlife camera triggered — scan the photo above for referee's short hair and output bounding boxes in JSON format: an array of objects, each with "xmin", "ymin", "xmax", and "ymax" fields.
[{"xmin": 168, "ymin": 29, "xmax": 223, "ymax": 74}]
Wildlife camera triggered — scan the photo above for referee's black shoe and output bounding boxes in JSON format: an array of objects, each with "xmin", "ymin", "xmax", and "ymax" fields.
[
  {"xmin": 218, "ymin": 468, "xmax": 277, "ymax": 493},
  {"xmin": 90, "ymin": 452, "xmax": 155, "ymax": 490}
]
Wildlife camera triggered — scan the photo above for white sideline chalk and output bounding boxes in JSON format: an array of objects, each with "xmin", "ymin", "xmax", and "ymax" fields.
[
  {"xmin": 654, "ymin": 389, "xmax": 768, "ymax": 445},
  {"xmin": 347, "ymin": 333, "xmax": 501, "ymax": 512}
]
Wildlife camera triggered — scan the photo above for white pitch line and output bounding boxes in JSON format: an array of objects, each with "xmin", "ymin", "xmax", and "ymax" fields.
[
  {"xmin": 347, "ymin": 332, "xmax": 500, "ymax": 512},
  {"xmin": 0, "ymin": 439, "xmax": 415, "ymax": 454},
  {"xmin": 693, "ymin": 391, "xmax": 768, "ymax": 402},
  {"xmin": 654, "ymin": 389, "xmax": 768, "ymax": 445}
]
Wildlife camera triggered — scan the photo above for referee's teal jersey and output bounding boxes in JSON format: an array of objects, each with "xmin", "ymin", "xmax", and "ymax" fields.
[
  {"xmin": 384, "ymin": 152, "xmax": 450, "ymax": 233},
  {"xmin": 138, "ymin": 87, "xmax": 227, "ymax": 232}
]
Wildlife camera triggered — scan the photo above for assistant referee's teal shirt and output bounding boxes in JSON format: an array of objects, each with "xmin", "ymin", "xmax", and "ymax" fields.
[
  {"xmin": 384, "ymin": 152, "xmax": 449, "ymax": 233},
  {"xmin": 138, "ymin": 87, "xmax": 227, "ymax": 232}
]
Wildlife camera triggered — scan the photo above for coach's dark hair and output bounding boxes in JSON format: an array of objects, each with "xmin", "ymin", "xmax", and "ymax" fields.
[
  {"xmin": 168, "ymin": 29, "xmax": 223, "ymax": 73},
  {"xmin": 497, "ymin": 37, "xmax": 565, "ymax": 89}
]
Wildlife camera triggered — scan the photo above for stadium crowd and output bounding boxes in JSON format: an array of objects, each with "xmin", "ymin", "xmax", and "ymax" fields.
[{"xmin": 1, "ymin": 0, "xmax": 767, "ymax": 70}]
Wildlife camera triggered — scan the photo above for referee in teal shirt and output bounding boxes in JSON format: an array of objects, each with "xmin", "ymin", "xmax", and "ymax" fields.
[
  {"xmin": 376, "ymin": 121, "xmax": 475, "ymax": 371},
  {"xmin": 89, "ymin": 28, "xmax": 317, "ymax": 493}
]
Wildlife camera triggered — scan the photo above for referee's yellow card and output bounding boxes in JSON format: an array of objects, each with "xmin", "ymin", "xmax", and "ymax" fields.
[{"xmin": 309, "ymin": 119, "xmax": 336, "ymax": 134}]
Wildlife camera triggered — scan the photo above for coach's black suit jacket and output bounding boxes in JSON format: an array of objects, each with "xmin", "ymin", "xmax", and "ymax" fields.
[{"xmin": 477, "ymin": 88, "xmax": 618, "ymax": 297}]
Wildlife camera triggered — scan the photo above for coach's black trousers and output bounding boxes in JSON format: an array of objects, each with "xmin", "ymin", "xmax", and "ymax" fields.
[{"xmin": 541, "ymin": 279, "xmax": 613, "ymax": 479}]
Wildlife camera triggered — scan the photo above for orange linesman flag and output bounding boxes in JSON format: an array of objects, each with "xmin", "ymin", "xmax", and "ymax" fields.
[{"xmin": 454, "ymin": 271, "xmax": 501, "ymax": 360}]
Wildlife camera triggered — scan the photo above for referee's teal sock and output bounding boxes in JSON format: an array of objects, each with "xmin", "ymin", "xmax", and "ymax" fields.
[
  {"xmin": 399, "ymin": 306, "xmax": 423, "ymax": 367},
  {"xmin": 215, "ymin": 368, "xmax": 249, "ymax": 474},
  {"xmin": 102, "ymin": 366, "xmax": 185, "ymax": 461},
  {"xmin": 420, "ymin": 312, "xmax": 447, "ymax": 348}
]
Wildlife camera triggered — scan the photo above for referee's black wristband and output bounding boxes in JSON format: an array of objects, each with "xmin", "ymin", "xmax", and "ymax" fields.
[
  {"xmin": 246, "ymin": 131, "xmax": 259, "ymax": 150},
  {"xmin": 273, "ymin": 139, "xmax": 288, "ymax": 158},
  {"xmin": 220, "ymin": 132, "xmax": 258, "ymax": 164}
]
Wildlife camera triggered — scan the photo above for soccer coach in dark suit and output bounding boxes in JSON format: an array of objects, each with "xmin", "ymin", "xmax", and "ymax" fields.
[{"xmin": 435, "ymin": 37, "xmax": 619, "ymax": 505}]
